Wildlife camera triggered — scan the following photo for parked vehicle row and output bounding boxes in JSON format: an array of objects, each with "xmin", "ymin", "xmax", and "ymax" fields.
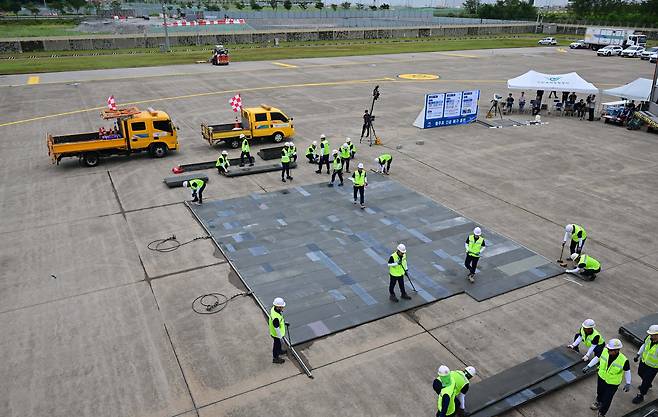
[{"xmin": 595, "ymin": 44, "xmax": 657, "ymax": 61}]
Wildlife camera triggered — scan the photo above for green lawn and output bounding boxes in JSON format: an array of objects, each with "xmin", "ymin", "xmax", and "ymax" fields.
[
  {"xmin": 0, "ymin": 22, "xmax": 81, "ymax": 38},
  {"xmin": 0, "ymin": 34, "xmax": 617, "ymax": 75}
]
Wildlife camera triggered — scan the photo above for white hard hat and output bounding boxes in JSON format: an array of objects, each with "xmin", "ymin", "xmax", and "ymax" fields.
[
  {"xmin": 332, "ymin": 149, "xmax": 338, "ymax": 154},
  {"xmin": 342, "ymin": 143, "xmax": 348, "ymax": 148},
  {"xmin": 182, "ymin": 181, "xmax": 188, "ymax": 187},
  {"xmin": 606, "ymin": 338, "xmax": 623, "ymax": 350},
  {"xmin": 374, "ymin": 158, "xmax": 379, "ymax": 162},
  {"xmin": 647, "ymin": 325, "xmax": 658, "ymax": 335},
  {"xmin": 357, "ymin": 163, "xmax": 364, "ymax": 168},
  {"xmin": 240, "ymin": 134, "xmax": 246, "ymax": 138},
  {"xmin": 397, "ymin": 243, "xmax": 406, "ymax": 253},
  {"xmin": 565, "ymin": 224, "xmax": 574, "ymax": 233},
  {"xmin": 273, "ymin": 297, "xmax": 286, "ymax": 307},
  {"xmin": 571, "ymin": 253, "xmax": 579, "ymax": 261},
  {"xmin": 465, "ymin": 366, "xmax": 477, "ymax": 378},
  {"xmin": 312, "ymin": 141, "xmax": 317, "ymax": 145},
  {"xmin": 320, "ymin": 134, "xmax": 326, "ymax": 139},
  {"xmin": 346, "ymin": 137, "xmax": 351, "ymax": 142},
  {"xmin": 222, "ymin": 150, "xmax": 228, "ymax": 155},
  {"xmin": 473, "ymin": 227, "xmax": 482, "ymax": 236},
  {"xmin": 582, "ymin": 319, "xmax": 596, "ymax": 329},
  {"xmin": 437, "ymin": 365, "xmax": 450, "ymax": 377}
]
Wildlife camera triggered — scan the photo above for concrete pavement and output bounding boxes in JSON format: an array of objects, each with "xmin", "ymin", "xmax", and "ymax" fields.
[{"xmin": 1, "ymin": 46, "xmax": 657, "ymax": 417}]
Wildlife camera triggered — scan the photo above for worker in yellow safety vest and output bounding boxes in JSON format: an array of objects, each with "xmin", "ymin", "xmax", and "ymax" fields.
[
  {"xmin": 568, "ymin": 318, "xmax": 606, "ymax": 362},
  {"xmin": 351, "ymin": 162, "xmax": 367, "ymax": 209},
  {"xmin": 182, "ymin": 179, "xmax": 206, "ymax": 205},
  {"xmin": 566, "ymin": 253, "xmax": 601, "ymax": 281},
  {"xmin": 582, "ymin": 338, "xmax": 632, "ymax": 417},
  {"xmin": 433, "ymin": 365, "xmax": 458, "ymax": 417},
  {"xmin": 281, "ymin": 143, "xmax": 292, "ymax": 183},
  {"xmin": 563, "ymin": 223, "xmax": 587, "ymax": 258},
  {"xmin": 387, "ymin": 243, "xmax": 411, "ymax": 302},
  {"xmin": 464, "ymin": 227, "xmax": 486, "ymax": 283},
  {"xmin": 269, "ymin": 297, "xmax": 287, "ymax": 364},
  {"xmin": 216, "ymin": 150, "xmax": 230, "ymax": 175},
  {"xmin": 632, "ymin": 324, "xmax": 658, "ymax": 404},
  {"xmin": 450, "ymin": 366, "xmax": 476, "ymax": 415},
  {"xmin": 239, "ymin": 134, "xmax": 254, "ymax": 167}
]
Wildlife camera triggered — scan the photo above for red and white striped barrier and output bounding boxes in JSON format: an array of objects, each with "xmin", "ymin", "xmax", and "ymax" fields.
[{"xmin": 163, "ymin": 18, "xmax": 246, "ymax": 27}]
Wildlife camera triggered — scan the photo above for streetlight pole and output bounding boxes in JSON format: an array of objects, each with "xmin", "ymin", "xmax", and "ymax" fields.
[{"xmin": 161, "ymin": 1, "xmax": 171, "ymax": 52}]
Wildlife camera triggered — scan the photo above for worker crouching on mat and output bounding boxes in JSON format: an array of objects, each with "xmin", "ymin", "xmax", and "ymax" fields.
[
  {"xmin": 632, "ymin": 324, "xmax": 658, "ymax": 404},
  {"xmin": 568, "ymin": 319, "xmax": 606, "ymax": 361},
  {"xmin": 306, "ymin": 141, "xmax": 318, "ymax": 163},
  {"xmin": 583, "ymin": 338, "xmax": 631, "ymax": 417},
  {"xmin": 216, "ymin": 150, "xmax": 230, "ymax": 175},
  {"xmin": 464, "ymin": 227, "xmax": 485, "ymax": 283},
  {"xmin": 388, "ymin": 243, "xmax": 411, "ymax": 302},
  {"xmin": 182, "ymin": 179, "xmax": 205, "ymax": 205},
  {"xmin": 566, "ymin": 253, "xmax": 601, "ymax": 280},
  {"xmin": 434, "ymin": 365, "xmax": 457, "ymax": 417},
  {"xmin": 269, "ymin": 297, "xmax": 287, "ymax": 364}
]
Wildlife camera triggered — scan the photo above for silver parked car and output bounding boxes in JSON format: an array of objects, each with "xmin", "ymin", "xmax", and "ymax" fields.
[
  {"xmin": 640, "ymin": 46, "xmax": 658, "ymax": 60},
  {"xmin": 621, "ymin": 45, "xmax": 645, "ymax": 58}
]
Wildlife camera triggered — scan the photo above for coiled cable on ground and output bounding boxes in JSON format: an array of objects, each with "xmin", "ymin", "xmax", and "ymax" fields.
[
  {"xmin": 147, "ymin": 235, "xmax": 211, "ymax": 253},
  {"xmin": 192, "ymin": 292, "xmax": 252, "ymax": 315}
]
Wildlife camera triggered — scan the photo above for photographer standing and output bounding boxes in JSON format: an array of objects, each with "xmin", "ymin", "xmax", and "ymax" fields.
[{"xmin": 360, "ymin": 110, "xmax": 371, "ymax": 140}]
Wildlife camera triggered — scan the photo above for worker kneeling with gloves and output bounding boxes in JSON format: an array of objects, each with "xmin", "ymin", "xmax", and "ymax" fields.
[
  {"xmin": 566, "ymin": 253, "xmax": 601, "ymax": 280},
  {"xmin": 582, "ymin": 338, "xmax": 631, "ymax": 417}
]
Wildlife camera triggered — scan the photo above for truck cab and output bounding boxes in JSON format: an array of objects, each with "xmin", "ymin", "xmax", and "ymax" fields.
[{"xmin": 117, "ymin": 109, "xmax": 178, "ymax": 156}]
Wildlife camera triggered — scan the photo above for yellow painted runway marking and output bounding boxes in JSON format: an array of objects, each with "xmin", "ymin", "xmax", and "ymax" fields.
[
  {"xmin": 557, "ymin": 48, "xmax": 567, "ymax": 53},
  {"xmin": 398, "ymin": 73, "xmax": 440, "ymax": 80},
  {"xmin": 437, "ymin": 52, "xmax": 479, "ymax": 58},
  {"xmin": 272, "ymin": 62, "xmax": 298, "ymax": 68},
  {"xmin": 27, "ymin": 76, "xmax": 40, "ymax": 85},
  {"xmin": 0, "ymin": 77, "xmax": 396, "ymax": 128}
]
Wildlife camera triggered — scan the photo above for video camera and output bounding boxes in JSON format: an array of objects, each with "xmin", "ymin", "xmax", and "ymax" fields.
[{"xmin": 491, "ymin": 94, "xmax": 503, "ymax": 103}]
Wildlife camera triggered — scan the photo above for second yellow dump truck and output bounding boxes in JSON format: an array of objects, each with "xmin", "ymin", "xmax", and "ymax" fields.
[
  {"xmin": 201, "ymin": 104, "xmax": 295, "ymax": 148},
  {"xmin": 47, "ymin": 107, "xmax": 179, "ymax": 167}
]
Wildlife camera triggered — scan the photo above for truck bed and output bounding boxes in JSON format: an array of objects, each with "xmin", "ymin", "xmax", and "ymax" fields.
[
  {"xmin": 52, "ymin": 132, "xmax": 102, "ymax": 144},
  {"xmin": 47, "ymin": 133, "xmax": 128, "ymax": 162}
]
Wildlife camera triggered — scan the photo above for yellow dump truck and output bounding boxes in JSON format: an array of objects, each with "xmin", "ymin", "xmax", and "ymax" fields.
[
  {"xmin": 47, "ymin": 107, "xmax": 179, "ymax": 167},
  {"xmin": 201, "ymin": 104, "xmax": 295, "ymax": 148}
]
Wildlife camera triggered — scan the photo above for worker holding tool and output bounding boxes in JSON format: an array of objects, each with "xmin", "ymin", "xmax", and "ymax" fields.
[
  {"xmin": 375, "ymin": 154, "xmax": 392, "ymax": 174},
  {"xmin": 433, "ymin": 365, "xmax": 457, "ymax": 417},
  {"xmin": 563, "ymin": 223, "xmax": 587, "ymax": 259},
  {"xmin": 305, "ymin": 141, "xmax": 318, "ymax": 163},
  {"xmin": 340, "ymin": 142, "xmax": 351, "ymax": 173},
  {"xmin": 566, "ymin": 253, "xmax": 601, "ymax": 281},
  {"xmin": 583, "ymin": 338, "xmax": 631, "ymax": 417},
  {"xmin": 269, "ymin": 297, "xmax": 287, "ymax": 364},
  {"xmin": 568, "ymin": 319, "xmax": 606, "ymax": 361},
  {"xmin": 632, "ymin": 324, "xmax": 658, "ymax": 404},
  {"xmin": 239, "ymin": 134, "xmax": 254, "ymax": 167},
  {"xmin": 351, "ymin": 162, "xmax": 367, "ymax": 209},
  {"xmin": 328, "ymin": 149, "xmax": 344, "ymax": 187},
  {"xmin": 316, "ymin": 134, "xmax": 330, "ymax": 174},
  {"xmin": 215, "ymin": 150, "xmax": 230, "ymax": 175},
  {"xmin": 182, "ymin": 179, "xmax": 206, "ymax": 205},
  {"xmin": 464, "ymin": 227, "xmax": 486, "ymax": 283},
  {"xmin": 281, "ymin": 143, "xmax": 292, "ymax": 183},
  {"xmin": 388, "ymin": 243, "xmax": 411, "ymax": 302},
  {"xmin": 451, "ymin": 366, "xmax": 476, "ymax": 415}
]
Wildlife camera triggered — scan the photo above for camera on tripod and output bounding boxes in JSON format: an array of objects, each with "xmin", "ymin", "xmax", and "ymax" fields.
[{"xmin": 491, "ymin": 94, "xmax": 503, "ymax": 103}]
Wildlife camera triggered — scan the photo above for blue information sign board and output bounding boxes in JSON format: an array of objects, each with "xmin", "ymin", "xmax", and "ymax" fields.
[{"xmin": 416, "ymin": 90, "xmax": 480, "ymax": 129}]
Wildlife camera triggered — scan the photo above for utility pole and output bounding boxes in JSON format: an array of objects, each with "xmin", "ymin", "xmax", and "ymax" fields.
[{"xmin": 161, "ymin": 1, "xmax": 171, "ymax": 52}]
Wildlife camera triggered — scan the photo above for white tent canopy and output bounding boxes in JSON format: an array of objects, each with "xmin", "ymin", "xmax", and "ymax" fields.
[
  {"xmin": 603, "ymin": 78, "xmax": 655, "ymax": 101},
  {"xmin": 507, "ymin": 70, "xmax": 599, "ymax": 94}
]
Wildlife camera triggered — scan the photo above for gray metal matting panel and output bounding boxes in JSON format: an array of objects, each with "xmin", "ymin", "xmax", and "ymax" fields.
[
  {"xmin": 189, "ymin": 177, "xmax": 562, "ymax": 345},
  {"xmin": 622, "ymin": 399, "xmax": 658, "ymax": 417},
  {"xmin": 467, "ymin": 347, "xmax": 582, "ymax": 414},
  {"xmin": 619, "ymin": 312, "xmax": 658, "ymax": 346},
  {"xmin": 469, "ymin": 360, "xmax": 593, "ymax": 417}
]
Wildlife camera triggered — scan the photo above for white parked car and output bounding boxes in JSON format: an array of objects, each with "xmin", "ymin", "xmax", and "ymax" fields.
[
  {"xmin": 538, "ymin": 37, "xmax": 558, "ymax": 46},
  {"xmin": 597, "ymin": 45, "xmax": 623, "ymax": 56},
  {"xmin": 570, "ymin": 40, "xmax": 587, "ymax": 49},
  {"xmin": 621, "ymin": 45, "xmax": 645, "ymax": 57},
  {"xmin": 650, "ymin": 52, "xmax": 657, "ymax": 63},
  {"xmin": 640, "ymin": 46, "xmax": 658, "ymax": 60}
]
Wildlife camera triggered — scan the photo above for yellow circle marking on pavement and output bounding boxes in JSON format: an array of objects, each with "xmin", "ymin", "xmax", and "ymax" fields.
[{"xmin": 398, "ymin": 73, "xmax": 440, "ymax": 80}]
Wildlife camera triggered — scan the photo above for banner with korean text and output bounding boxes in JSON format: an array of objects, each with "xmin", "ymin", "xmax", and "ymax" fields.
[{"xmin": 413, "ymin": 90, "xmax": 480, "ymax": 129}]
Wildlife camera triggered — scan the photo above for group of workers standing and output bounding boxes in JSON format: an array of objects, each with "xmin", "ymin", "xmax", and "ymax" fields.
[{"xmin": 569, "ymin": 319, "xmax": 658, "ymax": 416}]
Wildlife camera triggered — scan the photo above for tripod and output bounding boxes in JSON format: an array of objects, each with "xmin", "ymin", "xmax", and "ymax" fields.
[
  {"xmin": 488, "ymin": 100, "xmax": 503, "ymax": 119},
  {"xmin": 360, "ymin": 85, "xmax": 380, "ymax": 147}
]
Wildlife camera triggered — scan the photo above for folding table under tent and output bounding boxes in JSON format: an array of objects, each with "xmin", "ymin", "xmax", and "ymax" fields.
[
  {"xmin": 603, "ymin": 78, "xmax": 655, "ymax": 102},
  {"xmin": 507, "ymin": 70, "xmax": 599, "ymax": 94}
]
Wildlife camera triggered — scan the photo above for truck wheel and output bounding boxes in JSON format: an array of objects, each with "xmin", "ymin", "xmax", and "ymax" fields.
[
  {"xmin": 229, "ymin": 138, "xmax": 240, "ymax": 149},
  {"xmin": 150, "ymin": 143, "xmax": 168, "ymax": 158},
  {"xmin": 82, "ymin": 153, "xmax": 100, "ymax": 167},
  {"xmin": 273, "ymin": 132, "xmax": 284, "ymax": 143}
]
